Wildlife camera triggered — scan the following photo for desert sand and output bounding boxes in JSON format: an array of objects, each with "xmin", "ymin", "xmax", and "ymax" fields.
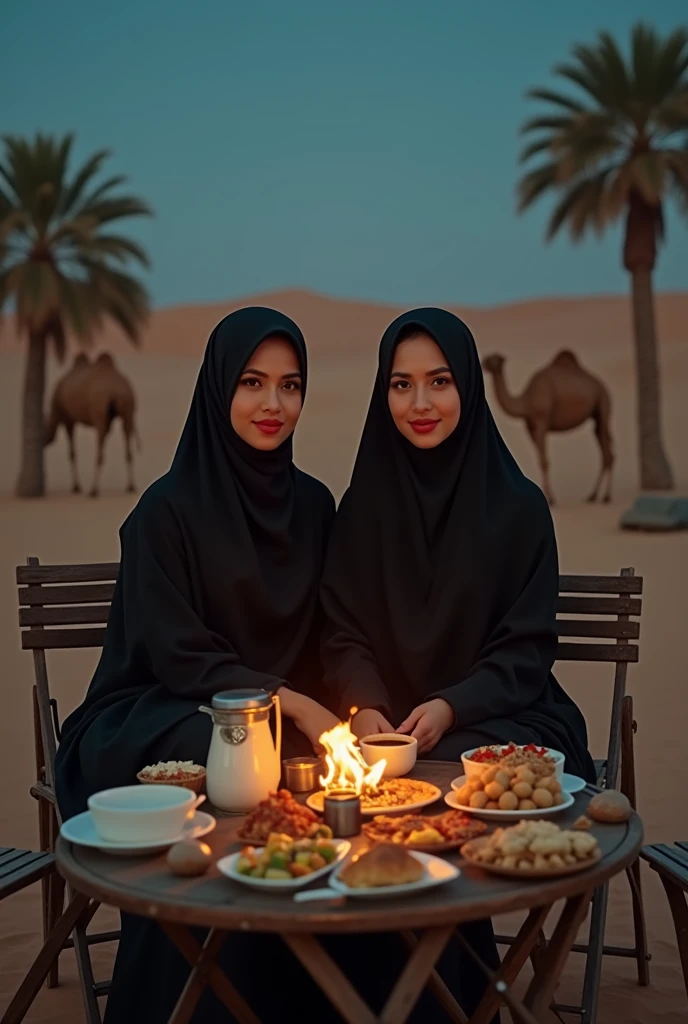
[{"xmin": 0, "ymin": 289, "xmax": 687, "ymax": 1022}]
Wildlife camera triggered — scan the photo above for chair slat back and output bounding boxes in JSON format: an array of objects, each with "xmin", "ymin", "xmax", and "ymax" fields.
[{"xmin": 555, "ymin": 567, "xmax": 642, "ymax": 790}]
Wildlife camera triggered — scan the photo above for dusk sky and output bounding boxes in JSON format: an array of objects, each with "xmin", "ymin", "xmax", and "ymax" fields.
[{"xmin": 6, "ymin": 0, "xmax": 687, "ymax": 308}]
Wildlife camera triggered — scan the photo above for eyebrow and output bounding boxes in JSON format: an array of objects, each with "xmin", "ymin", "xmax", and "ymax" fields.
[
  {"xmin": 241, "ymin": 368, "xmax": 302, "ymax": 380},
  {"xmin": 390, "ymin": 365, "xmax": 452, "ymax": 379}
]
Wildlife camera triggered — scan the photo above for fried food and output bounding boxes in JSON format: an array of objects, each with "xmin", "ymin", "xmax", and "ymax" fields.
[
  {"xmin": 465, "ymin": 819, "xmax": 600, "ymax": 873},
  {"xmin": 339, "ymin": 844, "xmax": 424, "ymax": 888},
  {"xmin": 238, "ymin": 789, "xmax": 326, "ymax": 843},
  {"xmin": 363, "ymin": 810, "xmax": 487, "ymax": 847},
  {"xmin": 455, "ymin": 760, "xmax": 565, "ymax": 813}
]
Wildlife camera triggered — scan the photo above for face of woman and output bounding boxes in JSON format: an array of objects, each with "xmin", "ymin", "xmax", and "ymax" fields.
[
  {"xmin": 388, "ymin": 333, "xmax": 461, "ymax": 448},
  {"xmin": 230, "ymin": 335, "xmax": 303, "ymax": 450}
]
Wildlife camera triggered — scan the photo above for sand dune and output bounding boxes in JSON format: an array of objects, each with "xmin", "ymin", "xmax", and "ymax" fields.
[{"xmin": 0, "ymin": 289, "xmax": 687, "ymax": 1021}]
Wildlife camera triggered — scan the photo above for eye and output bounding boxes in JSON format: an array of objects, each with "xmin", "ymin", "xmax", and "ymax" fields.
[
  {"xmin": 390, "ymin": 380, "xmax": 411, "ymax": 390},
  {"xmin": 282, "ymin": 380, "xmax": 302, "ymax": 392},
  {"xmin": 240, "ymin": 376, "xmax": 262, "ymax": 388},
  {"xmin": 431, "ymin": 376, "xmax": 452, "ymax": 387}
]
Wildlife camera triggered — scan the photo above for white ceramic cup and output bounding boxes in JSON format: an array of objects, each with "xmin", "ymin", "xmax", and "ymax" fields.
[
  {"xmin": 461, "ymin": 745, "xmax": 565, "ymax": 781},
  {"xmin": 359, "ymin": 734, "xmax": 418, "ymax": 779},
  {"xmin": 88, "ymin": 785, "xmax": 203, "ymax": 844}
]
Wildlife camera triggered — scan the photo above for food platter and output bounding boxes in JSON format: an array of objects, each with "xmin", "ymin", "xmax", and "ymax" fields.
[
  {"xmin": 306, "ymin": 780, "xmax": 442, "ymax": 817},
  {"xmin": 444, "ymin": 786, "xmax": 574, "ymax": 821},
  {"xmin": 461, "ymin": 836, "xmax": 601, "ymax": 879},
  {"xmin": 362, "ymin": 810, "xmax": 487, "ymax": 852},
  {"xmin": 328, "ymin": 851, "xmax": 459, "ymax": 899},
  {"xmin": 218, "ymin": 841, "xmax": 350, "ymax": 891}
]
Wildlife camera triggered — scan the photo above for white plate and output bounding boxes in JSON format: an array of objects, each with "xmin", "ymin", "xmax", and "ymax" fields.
[
  {"xmin": 328, "ymin": 851, "xmax": 459, "ymax": 899},
  {"xmin": 217, "ymin": 841, "xmax": 350, "ymax": 891},
  {"xmin": 450, "ymin": 773, "xmax": 585, "ymax": 796},
  {"xmin": 60, "ymin": 810, "xmax": 216, "ymax": 855},
  {"xmin": 444, "ymin": 783, "xmax": 574, "ymax": 821},
  {"xmin": 306, "ymin": 784, "xmax": 442, "ymax": 818}
]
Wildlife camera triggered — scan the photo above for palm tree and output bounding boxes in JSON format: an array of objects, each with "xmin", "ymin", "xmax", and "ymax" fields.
[
  {"xmin": 517, "ymin": 23, "xmax": 688, "ymax": 492},
  {"xmin": 0, "ymin": 133, "xmax": 152, "ymax": 497}
]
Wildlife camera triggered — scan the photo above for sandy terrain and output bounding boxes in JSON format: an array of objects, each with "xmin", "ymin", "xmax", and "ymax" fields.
[{"xmin": 0, "ymin": 289, "xmax": 687, "ymax": 1022}]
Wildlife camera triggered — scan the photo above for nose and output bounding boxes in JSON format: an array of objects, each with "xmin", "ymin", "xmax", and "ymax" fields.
[
  {"xmin": 261, "ymin": 385, "xmax": 282, "ymax": 414},
  {"xmin": 411, "ymin": 384, "xmax": 432, "ymax": 413}
]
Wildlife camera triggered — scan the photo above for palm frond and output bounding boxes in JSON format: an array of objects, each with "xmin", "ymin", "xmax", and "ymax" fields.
[
  {"xmin": 75, "ymin": 234, "xmax": 151, "ymax": 267},
  {"xmin": 77, "ymin": 196, "xmax": 153, "ymax": 225},
  {"xmin": 59, "ymin": 148, "xmax": 111, "ymax": 217},
  {"xmin": 546, "ymin": 172, "xmax": 613, "ymax": 241},
  {"xmin": 525, "ymin": 87, "xmax": 586, "ymax": 113},
  {"xmin": 516, "ymin": 162, "xmax": 558, "ymax": 212},
  {"xmin": 518, "ymin": 137, "xmax": 555, "ymax": 163},
  {"xmin": 519, "ymin": 114, "xmax": 575, "ymax": 136},
  {"xmin": 14, "ymin": 261, "xmax": 61, "ymax": 332}
]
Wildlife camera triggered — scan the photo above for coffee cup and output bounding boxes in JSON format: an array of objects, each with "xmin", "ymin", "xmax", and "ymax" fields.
[{"xmin": 359, "ymin": 734, "xmax": 418, "ymax": 778}]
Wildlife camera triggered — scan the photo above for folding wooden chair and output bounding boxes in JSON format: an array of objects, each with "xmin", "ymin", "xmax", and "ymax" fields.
[
  {"xmin": 495, "ymin": 568, "xmax": 650, "ymax": 1024},
  {"xmin": 640, "ymin": 842, "xmax": 688, "ymax": 1007},
  {"xmin": 0, "ymin": 847, "xmax": 93, "ymax": 1024},
  {"xmin": 16, "ymin": 557, "xmax": 120, "ymax": 1024}
]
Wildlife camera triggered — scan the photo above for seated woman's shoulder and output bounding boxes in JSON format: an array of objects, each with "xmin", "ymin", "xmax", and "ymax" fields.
[{"xmin": 511, "ymin": 476, "xmax": 553, "ymax": 525}]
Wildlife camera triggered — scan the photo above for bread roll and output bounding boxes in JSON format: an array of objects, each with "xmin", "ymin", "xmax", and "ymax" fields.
[
  {"xmin": 339, "ymin": 844, "xmax": 424, "ymax": 888},
  {"xmin": 587, "ymin": 790, "xmax": 631, "ymax": 823}
]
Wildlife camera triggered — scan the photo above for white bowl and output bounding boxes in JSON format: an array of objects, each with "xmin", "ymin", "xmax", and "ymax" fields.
[
  {"xmin": 359, "ymin": 734, "xmax": 417, "ymax": 778},
  {"xmin": 87, "ymin": 784, "xmax": 198, "ymax": 844},
  {"xmin": 460, "ymin": 745, "xmax": 565, "ymax": 781}
]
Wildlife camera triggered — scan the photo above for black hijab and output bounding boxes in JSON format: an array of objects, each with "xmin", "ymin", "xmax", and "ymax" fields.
[
  {"xmin": 321, "ymin": 308, "xmax": 581, "ymax": 741},
  {"xmin": 56, "ymin": 308, "xmax": 334, "ymax": 817}
]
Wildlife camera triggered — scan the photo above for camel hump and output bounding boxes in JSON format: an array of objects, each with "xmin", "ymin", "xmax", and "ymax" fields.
[
  {"xmin": 95, "ymin": 352, "xmax": 115, "ymax": 367},
  {"xmin": 74, "ymin": 353, "xmax": 90, "ymax": 368},
  {"xmin": 551, "ymin": 350, "xmax": 581, "ymax": 369}
]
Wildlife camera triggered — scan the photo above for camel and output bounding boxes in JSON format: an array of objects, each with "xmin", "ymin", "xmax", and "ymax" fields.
[
  {"xmin": 481, "ymin": 350, "xmax": 614, "ymax": 506},
  {"xmin": 44, "ymin": 352, "xmax": 140, "ymax": 497}
]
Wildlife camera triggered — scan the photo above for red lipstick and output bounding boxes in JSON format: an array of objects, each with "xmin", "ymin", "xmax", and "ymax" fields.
[
  {"xmin": 254, "ymin": 419, "xmax": 283, "ymax": 436},
  {"xmin": 409, "ymin": 419, "xmax": 440, "ymax": 435}
]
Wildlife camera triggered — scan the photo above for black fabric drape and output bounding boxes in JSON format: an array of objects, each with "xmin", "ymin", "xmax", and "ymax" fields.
[
  {"xmin": 321, "ymin": 307, "xmax": 594, "ymax": 782},
  {"xmin": 56, "ymin": 306, "xmax": 335, "ymax": 820}
]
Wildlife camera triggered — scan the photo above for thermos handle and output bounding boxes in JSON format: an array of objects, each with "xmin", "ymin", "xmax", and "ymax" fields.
[{"xmin": 273, "ymin": 691, "xmax": 282, "ymax": 763}]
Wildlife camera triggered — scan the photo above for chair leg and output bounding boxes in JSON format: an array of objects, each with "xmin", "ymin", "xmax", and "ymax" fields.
[
  {"xmin": 46, "ymin": 805, "xmax": 64, "ymax": 988},
  {"xmin": 627, "ymin": 859, "xmax": 651, "ymax": 986},
  {"xmin": 657, "ymin": 874, "xmax": 688, "ymax": 1001},
  {"xmin": 1, "ymin": 890, "xmax": 92, "ymax": 1024},
  {"xmin": 580, "ymin": 884, "xmax": 609, "ymax": 1024}
]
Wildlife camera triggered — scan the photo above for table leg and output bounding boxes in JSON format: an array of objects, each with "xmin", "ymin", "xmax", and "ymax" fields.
[
  {"xmin": 466, "ymin": 906, "xmax": 550, "ymax": 1024},
  {"xmin": 380, "ymin": 925, "xmax": 456, "ymax": 1023},
  {"xmin": 160, "ymin": 924, "xmax": 261, "ymax": 1024},
  {"xmin": 401, "ymin": 931, "xmax": 468, "ymax": 1023},
  {"xmin": 281, "ymin": 933, "xmax": 378, "ymax": 1024},
  {"xmin": 523, "ymin": 891, "xmax": 593, "ymax": 1017},
  {"xmin": 283, "ymin": 927, "xmax": 467, "ymax": 1024}
]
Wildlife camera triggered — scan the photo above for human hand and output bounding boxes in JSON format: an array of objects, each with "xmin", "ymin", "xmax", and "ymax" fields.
[
  {"xmin": 286, "ymin": 693, "xmax": 340, "ymax": 754},
  {"xmin": 396, "ymin": 699, "xmax": 455, "ymax": 754},
  {"xmin": 351, "ymin": 707, "xmax": 394, "ymax": 740}
]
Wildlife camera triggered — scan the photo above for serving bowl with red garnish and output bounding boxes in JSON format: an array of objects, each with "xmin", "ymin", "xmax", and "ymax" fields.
[{"xmin": 461, "ymin": 742, "xmax": 564, "ymax": 781}]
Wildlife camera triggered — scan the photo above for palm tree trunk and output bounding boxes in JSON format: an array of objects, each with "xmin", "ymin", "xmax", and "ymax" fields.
[
  {"xmin": 629, "ymin": 268, "xmax": 674, "ymax": 491},
  {"xmin": 15, "ymin": 330, "xmax": 47, "ymax": 498}
]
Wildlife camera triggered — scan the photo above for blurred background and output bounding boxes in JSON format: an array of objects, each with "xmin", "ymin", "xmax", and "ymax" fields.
[{"xmin": 1, "ymin": 2, "xmax": 687, "ymax": 1020}]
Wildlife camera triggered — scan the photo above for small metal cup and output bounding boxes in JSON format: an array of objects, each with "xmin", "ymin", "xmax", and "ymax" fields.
[
  {"xmin": 282, "ymin": 756, "xmax": 322, "ymax": 793},
  {"xmin": 323, "ymin": 790, "xmax": 362, "ymax": 838}
]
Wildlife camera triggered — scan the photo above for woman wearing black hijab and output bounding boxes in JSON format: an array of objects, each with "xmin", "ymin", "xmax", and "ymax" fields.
[
  {"xmin": 321, "ymin": 307, "xmax": 595, "ymax": 783},
  {"xmin": 55, "ymin": 306, "xmax": 340, "ymax": 1022}
]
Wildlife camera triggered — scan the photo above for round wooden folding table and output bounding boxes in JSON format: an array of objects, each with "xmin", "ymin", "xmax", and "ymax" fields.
[{"xmin": 56, "ymin": 761, "xmax": 643, "ymax": 1024}]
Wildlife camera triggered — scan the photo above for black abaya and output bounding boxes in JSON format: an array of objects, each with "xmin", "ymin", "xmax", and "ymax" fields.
[{"xmin": 321, "ymin": 307, "xmax": 595, "ymax": 783}]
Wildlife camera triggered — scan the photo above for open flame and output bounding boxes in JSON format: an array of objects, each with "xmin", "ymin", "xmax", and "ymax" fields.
[{"xmin": 318, "ymin": 707, "xmax": 386, "ymax": 795}]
